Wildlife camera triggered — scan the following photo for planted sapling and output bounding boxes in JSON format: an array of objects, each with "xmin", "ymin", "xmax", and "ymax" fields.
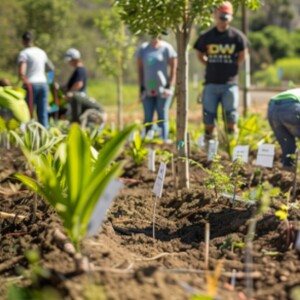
[
  {"xmin": 15, "ymin": 123, "xmax": 136, "ymax": 255},
  {"xmin": 126, "ymin": 129, "xmax": 148, "ymax": 166}
]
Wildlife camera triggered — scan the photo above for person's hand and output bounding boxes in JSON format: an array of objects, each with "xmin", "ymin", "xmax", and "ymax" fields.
[
  {"xmin": 66, "ymin": 91, "xmax": 73, "ymax": 99},
  {"xmin": 164, "ymin": 86, "xmax": 175, "ymax": 97},
  {"xmin": 138, "ymin": 85, "xmax": 146, "ymax": 103}
]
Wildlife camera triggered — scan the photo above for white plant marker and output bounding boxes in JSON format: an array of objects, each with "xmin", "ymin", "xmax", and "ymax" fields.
[
  {"xmin": 128, "ymin": 130, "xmax": 136, "ymax": 142},
  {"xmin": 256, "ymin": 144, "xmax": 275, "ymax": 168},
  {"xmin": 86, "ymin": 179, "xmax": 123, "ymax": 237},
  {"xmin": 207, "ymin": 139, "xmax": 219, "ymax": 161},
  {"xmin": 152, "ymin": 162, "xmax": 166, "ymax": 239},
  {"xmin": 232, "ymin": 145, "xmax": 249, "ymax": 163},
  {"xmin": 148, "ymin": 149, "xmax": 156, "ymax": 172},
  {"xmin": 198, "ymin": 134, "xmax": 205, "ymax": 148},
  {"xmin": 110, "ymin": 122, "xmax": 115, "ymax": 132},
  {"xmin": 146, "ymin": 129, "xmax": 155, "ymax": 139},
  {"xmin": 204, "ymin": 223, "xmax": 210, "ymax": 270}
]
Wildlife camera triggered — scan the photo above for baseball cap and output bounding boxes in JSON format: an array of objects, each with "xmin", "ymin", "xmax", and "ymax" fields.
[
  {"xmin": 216, "ymin": 1, "xmax": 233, "ymax": 21},
  {"xmin": 64, "ymin": 48, "xmax": 81, "ymax": 61}
]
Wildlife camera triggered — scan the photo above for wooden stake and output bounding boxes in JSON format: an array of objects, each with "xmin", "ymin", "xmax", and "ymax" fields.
[
  {"xmin": 204, "ymin": 222, "xmax": 210, "ymax": 270},
  {"xmin": 152, "ymin": 195, "xmax": 158, "ymax": 240},
  {"xmin": 0, "ymin": 211, "xmax": 26, "ymax": 220}
]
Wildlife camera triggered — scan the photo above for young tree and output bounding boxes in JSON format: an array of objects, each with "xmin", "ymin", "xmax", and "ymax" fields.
[
  {"xmin": 115, "ymin": 0, "xmax": 261, "ymax": 189},
  {"xmin": 95, "ymin": 3, "xmax": 136, "ymax": 130}
]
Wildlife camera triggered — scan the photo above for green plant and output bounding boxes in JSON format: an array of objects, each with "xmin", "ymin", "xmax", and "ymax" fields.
[
  {"xmin": 126, "ymin": 130, "xmax": 148, "ymax": 166},
  {"xmin": 15, "ymin": 123, "xmax": 136, "ymax": 252},
  {"xmin": 6, "ymin": 250, "xmax": 61, "ymax": 300},
  {"xmin": 231, "ymin": 157, "xmax": 245, "ymax": 205},
  {"xmin": 10, "ymin": 121, "xmax": 64, "ymax": 155},
  {"xmin": 204, "ymin": 155, "xmax": 233, "ymax": 200},
  {"xmin": 220, "ymin": 235, "xmax": 245, "ymax": 253}
]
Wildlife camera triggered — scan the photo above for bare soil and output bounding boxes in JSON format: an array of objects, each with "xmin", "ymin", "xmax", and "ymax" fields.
[{"xmin": 0, "ymin": 140, "xmax": 299, "ymax": 300}]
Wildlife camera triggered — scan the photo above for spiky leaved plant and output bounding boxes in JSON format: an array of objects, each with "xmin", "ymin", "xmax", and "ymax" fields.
[{"xmin": 15, "ymin": 123, "xmax": 136, "ymax": 252}]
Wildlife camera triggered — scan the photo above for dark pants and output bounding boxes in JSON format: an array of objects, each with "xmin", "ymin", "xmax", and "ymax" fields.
[
  {"xmin": 71, "ymin": 92, "xmax": 104, "ymax": 123},
  {"xmin": 268, "ymin": 99, "xmax": 300, "ymax": 166}
]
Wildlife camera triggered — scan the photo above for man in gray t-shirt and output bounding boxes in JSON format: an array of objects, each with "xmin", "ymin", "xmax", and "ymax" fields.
[{"xmin": 136, "ymin": 36, "xmax": 177, "ymax": 141}]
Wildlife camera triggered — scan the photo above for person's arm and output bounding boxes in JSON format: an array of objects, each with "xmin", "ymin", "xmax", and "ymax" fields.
[
  {"xmin": 68, "ymin": 80, "xmax": 84, "ymax": 92},
  {"xmin": 168, "ymin": 57, "xmax": 177, "ymax": 88},
  {"xmin": 137, "ymin": 57, "xmax": 144, "ymax": 95},
  {"xmin": 197, "ymin": 51, "xmax": 208, "ymax": 66},
  {"xmin": 18, "ymin": 61, "xmax": 29, "ymax": 85},
  {"xmin": 237, "ymin": 48, "xmax": 247, "ymax": 65},
  {"xmin": 46, "ymin": 58, "xmax": 55, "ymax": 72}
]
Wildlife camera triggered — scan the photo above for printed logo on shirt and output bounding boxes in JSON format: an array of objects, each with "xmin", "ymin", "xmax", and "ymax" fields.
[
  {"xmin": 147, "ymin": 53, "xmax": 163, "ymax": 66},
  {"xmin": 206, "ymin": 43, "xmax": 236, "ymax": 64}
]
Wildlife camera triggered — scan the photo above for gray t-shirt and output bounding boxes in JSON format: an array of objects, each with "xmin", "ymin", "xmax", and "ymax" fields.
[
  {"xmin": 136, "ymin": 41, "xmax": 177, "ymax": 96},
  {"xmin": 18, "ymin": 47, "xmax": 50, "ymax": 84}
]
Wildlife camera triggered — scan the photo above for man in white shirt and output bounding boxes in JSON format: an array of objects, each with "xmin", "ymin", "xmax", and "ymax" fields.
[{"xmin": 18, "ymin": 31, "xmax": 54, "ymax": 127}]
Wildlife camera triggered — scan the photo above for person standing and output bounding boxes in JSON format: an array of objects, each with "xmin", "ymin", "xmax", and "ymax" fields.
[
  {"xmin": 193, "ymin": 1, "xmax": 248, "ymax": 142},
  {"xmin": 136, "ymin": 35, "xmax": 177, "ymax": 141},
  {"xmin": 18, "ymin": 31, "xmax": 54, "ymax": 128},
  {"xmin": 268, "ymin": 88, "xmax": 300, "ymax": 170}
]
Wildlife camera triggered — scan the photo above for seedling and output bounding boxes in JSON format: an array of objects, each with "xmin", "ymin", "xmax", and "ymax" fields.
[
  {"xmin": 126, "ymin": 130, "xmax": 148, "ymax": 166},
  {"xmin": 275, "ymin": 204, "xmax": 293, "ymax": 249},
  {"xmin": 220, "ymin": 235, "xmax": 245, "ymax": 253},
  {"xmin": 204, "ymin": 155, "xmax": 233, "ymax": 200},
  {"xmin": 6, "ymin": 250, "xmax": 61, "ymax": 300},
  {"xmin": 15, "ymin": 123, "xmax": 136, "ymax": 253}
]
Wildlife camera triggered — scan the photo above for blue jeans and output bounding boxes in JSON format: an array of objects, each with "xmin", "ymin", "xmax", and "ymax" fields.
[
  {"xmin": 202, "ymin": 84, "xmax": 239, "ymax": 126},
  {"xmin": 142, "ymin": 95, "xmax": 172, "ymax": 140},
  {"xmin": 24, "ymin": 83, "xmax": 49, "ymax": 128},
  {"xmin": 268, "ymin": 100, "xmax": 300, "ymax": 167}
]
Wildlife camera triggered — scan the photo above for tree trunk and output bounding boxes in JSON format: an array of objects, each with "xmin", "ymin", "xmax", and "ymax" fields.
[{"xmin": 175, "ymin": 29, "xmax": 190, "ymax": 189}]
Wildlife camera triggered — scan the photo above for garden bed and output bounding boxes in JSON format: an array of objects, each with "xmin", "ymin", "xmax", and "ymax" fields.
[{"xmin": 0, "ymin": 145, "xmax": 299, "ymax": 300}]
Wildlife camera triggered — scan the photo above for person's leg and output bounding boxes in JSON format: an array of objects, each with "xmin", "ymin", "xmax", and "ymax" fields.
[
  {"xmin": 268, "ymin": 102, "xmax": 295, "ymax": 167},
  {"xmin": 156, "ymin": 95, "xmax": 172, "ymax": 140},
  {"xmin": 277, "ymin": 102, "xmax": 300, "ymax": 166},
  {"xmin": 34, "ymin": 83, "xmax": 49, "ymax": 128},
  {"xmin": 221, "ymin": 84, "xmax": 239, "ymax": 133},
  {"xmin": 70, "ymin": 96, "xmax": 81, "ymax": 123},
  {"xmin": 202, "ymin": 84, "xmax": 220, "ymax": 141},
  {"xmin": 142, "ymin": 96, "xmax": 156, "ymax": 133}
]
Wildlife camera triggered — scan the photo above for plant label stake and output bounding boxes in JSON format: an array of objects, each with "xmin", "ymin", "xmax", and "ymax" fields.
[
  {"xmin": 207, "ymin": 140, "xmax": 219, "ymax": 161},
  {"xmin": 87, "ymin": 179, "xmax": 123, "ymax": 237},
  {"xmin": 146, "ymin": 129, "xmax": 155, "ymax": 139},
  {"xmin": 148, "ymin": 149, "xmax": 156, "ymax": 172},
  {"xmin": 232, "ymin": 145, "xmax": 249, "ymax": 163},
  {"xmin": 111, "ymin": 122, "xmax": 115, "ymax": 132},
  {"xmin": 152, "ymin": 162, "xmax": 166, "ymax": 239},
  {"xmin": 256, "ymin": 144, "xmax": 275, "ymax": 168},
  {"xmin": 198, "ymin": 134, "xmax": 205, "ymax": 148},
  {"xmin": 128, "ymin": 130, "xmax": 136, "ymax": 142},
  {"xmin": 292, "ymin": 149, "xmax": 299, "ymax": 201}
]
